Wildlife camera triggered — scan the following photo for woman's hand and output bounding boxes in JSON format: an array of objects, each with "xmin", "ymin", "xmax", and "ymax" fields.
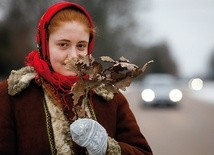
[{"xmin": 70, "ymin": 118, "xmax": 108, "ymax": 155}]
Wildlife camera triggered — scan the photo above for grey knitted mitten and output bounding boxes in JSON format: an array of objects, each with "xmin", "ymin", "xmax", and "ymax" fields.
[{"xmin": 70, "ymin": 118, "xmax": 108, "ymax": 155}]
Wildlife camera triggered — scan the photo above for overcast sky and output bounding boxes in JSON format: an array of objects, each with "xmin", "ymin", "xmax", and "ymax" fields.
[{"xmin": 135, "ymin": 0, "xmax": 214, "ymax": 78}]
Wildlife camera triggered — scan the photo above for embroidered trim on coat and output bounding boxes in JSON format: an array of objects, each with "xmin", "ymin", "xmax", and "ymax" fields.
[
  {"xmin": 43, "ymin": 98, "xmax": 57, "ymax": 155},
  {"xmin": 43, "ymin": 88, "xmax": 74, "ymax": 155}
]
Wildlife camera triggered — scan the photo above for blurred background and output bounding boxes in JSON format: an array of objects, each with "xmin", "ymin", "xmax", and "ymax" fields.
[{"xmin": 0, "ymin": 0, "xmax": 214, "ymax": 154}]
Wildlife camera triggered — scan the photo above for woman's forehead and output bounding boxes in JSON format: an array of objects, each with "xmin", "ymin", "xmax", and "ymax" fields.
[{"xmin": 49, "ymin": 22, "xmax": 90, "ymax": 42}]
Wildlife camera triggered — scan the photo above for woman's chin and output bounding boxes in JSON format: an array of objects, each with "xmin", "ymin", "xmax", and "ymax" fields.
[{"xmin": 59, "ymin": 70, "xmax": 77, "ymax": 76}]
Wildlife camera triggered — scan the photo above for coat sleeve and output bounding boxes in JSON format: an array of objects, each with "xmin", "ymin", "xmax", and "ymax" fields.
[
  {"xmin": 0, "ymin": 80, "xmax": 16, "ymax": 154},
  {"xmin": 115, "ymin": 92, "xmax": 153, "ymax": 155}
]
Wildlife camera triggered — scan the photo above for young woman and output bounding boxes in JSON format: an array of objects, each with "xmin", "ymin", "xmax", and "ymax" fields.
[{"xmin": 0, "ymin": 1, "xmax": 152, "ymax": 155}]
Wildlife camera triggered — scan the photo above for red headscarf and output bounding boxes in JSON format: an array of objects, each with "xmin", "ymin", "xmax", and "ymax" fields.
[
  {"xmin": 36, "ymin": 1, "xmax": 94, "ymax": 61},
  {"xmin": 25, "ymin": 2, "xmax": 95, "ymax": 107}
]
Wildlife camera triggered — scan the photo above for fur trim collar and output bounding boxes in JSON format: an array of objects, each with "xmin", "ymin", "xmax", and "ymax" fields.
[
  {"xmin": 7, "ymin": 66, "xmax": 36, "ymax": 96},
  {"xmin": 7, "ymin": 66, "xmax": 115, "ymax": 101}
]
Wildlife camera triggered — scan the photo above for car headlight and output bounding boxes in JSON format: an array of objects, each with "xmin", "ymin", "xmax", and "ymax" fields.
[
  {"xmin": 169, "ymin": 89, "xmax": 183, "ymax": 102},
  {"xmin": 141, "ymin": 89, "xmax": 155, "ymax": 102},
  {"xmin": 188, "ymin": 78, "xmax": 203, "ymax": 91}
]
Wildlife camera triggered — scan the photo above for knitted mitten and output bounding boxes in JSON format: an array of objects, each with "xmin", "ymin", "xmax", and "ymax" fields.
[{"xmin": 70, "ymin": 118, "xmax": 108, "ymax": 155}]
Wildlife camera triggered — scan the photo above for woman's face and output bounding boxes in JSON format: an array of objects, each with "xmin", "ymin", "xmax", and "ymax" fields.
[{"xmin": 49, "ymin": 21, "xmax": 89, "ymax": 76}]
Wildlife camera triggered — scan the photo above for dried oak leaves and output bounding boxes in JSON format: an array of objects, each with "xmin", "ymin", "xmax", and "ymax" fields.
[{"xmin": 65, "ymin": 55, "xmax": 153, "ymax": 105}]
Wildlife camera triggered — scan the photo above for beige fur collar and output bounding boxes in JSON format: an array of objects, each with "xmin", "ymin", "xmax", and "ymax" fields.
[
  {"xmin": 7, "ymin": 66, "xmax": 36, "ymax": 96},
  {"xmin": 7, "ymin": 66, "xmax": 114, "ymax": 101}
]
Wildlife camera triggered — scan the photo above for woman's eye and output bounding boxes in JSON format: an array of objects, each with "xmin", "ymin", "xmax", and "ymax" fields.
[
  {"xmin": 58, "ymin": 43, "xmax": 69, "ymax": 49},
  {"xmin": 77, "ymin": 43, "xmax": 87, "ymax": 51}
]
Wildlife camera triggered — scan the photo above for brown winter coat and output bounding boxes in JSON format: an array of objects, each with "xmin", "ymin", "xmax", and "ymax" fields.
[{"xmin": 0, "ymin": 80, "xmax": 152, "ymax": 155}]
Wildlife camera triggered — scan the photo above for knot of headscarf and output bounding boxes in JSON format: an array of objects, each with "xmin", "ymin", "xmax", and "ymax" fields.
[{"xmin": 25, "ymin": 50, "xmax": 80, "ymax": 93}]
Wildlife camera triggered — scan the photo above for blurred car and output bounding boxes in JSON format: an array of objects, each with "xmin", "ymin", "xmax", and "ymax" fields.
[{"xmin": 141, "ymin": 73, "xmax": 183, "ymax": 107}]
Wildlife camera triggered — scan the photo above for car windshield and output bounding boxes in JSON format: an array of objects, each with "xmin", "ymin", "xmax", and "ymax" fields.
[{"xmin": 142, "ymin": 74, "xmax": 177, "ymax": 87}]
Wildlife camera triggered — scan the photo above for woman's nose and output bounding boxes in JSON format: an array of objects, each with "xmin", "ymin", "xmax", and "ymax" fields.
[{"xmin": 67, "ymin": 47, "xmax": 78, "ymax": 58}]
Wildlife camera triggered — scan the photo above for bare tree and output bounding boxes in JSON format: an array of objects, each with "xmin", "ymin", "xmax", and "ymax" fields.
[{"xmin": 208, "ymin": 50, "xmax": 214, "ymax": 80}]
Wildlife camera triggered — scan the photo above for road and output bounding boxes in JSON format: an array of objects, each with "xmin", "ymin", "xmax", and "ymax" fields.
[{"xmin": 123, "ymin": 85, "xmax": 214, "ymax": 155}]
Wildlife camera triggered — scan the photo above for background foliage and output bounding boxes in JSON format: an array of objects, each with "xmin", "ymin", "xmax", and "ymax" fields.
[{"xmin": 0, "ymin": 0, "xmax": 178, "ymax": 79}]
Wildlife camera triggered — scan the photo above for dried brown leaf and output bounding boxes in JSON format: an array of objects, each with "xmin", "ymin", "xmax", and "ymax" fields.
[
  {"xmin": 71, "ymin": 80, "xmax": 86, "ymax": 105},
  {"xmin": 110, "ymin": 63, "xmax": 126, "ymax": 73},
  {"xmin": 140, "ymin": 60, "xmax": 154, "ymax": 72},
  {"xmin": 67, "ymin": 54, "xmax": 153, "ymax": 104},
  {"xmin": 119, "ymin": 56, "xmax": 130, "ymax": 62},
  {"xmin": 114, "ymin": 76, "xmax": 132, "ymax": 91},
  {"xmin": 100, "ymin": 56, "xmax": 115, "ymax": 63},
  {"xmin": 64, "ymin": 57, "xmax": 78, "ymax": 73},
  {"xmin": 92, "ymin": 62, "xmax": 102, "ymax": 74},
  {"xmin": 110, "ymin": 72, "xmax": 126, "ymax": 81},
  {"xmin": 120, "ymin": 62, "xmax": 138, "ymax": 71},
  {"xmin": 131, "ymin": 60, "xmax": 154, "ymax": 78},
  {"xmin": 77, "ymin": 55, "xmax": 91, "ymax": 66}
]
